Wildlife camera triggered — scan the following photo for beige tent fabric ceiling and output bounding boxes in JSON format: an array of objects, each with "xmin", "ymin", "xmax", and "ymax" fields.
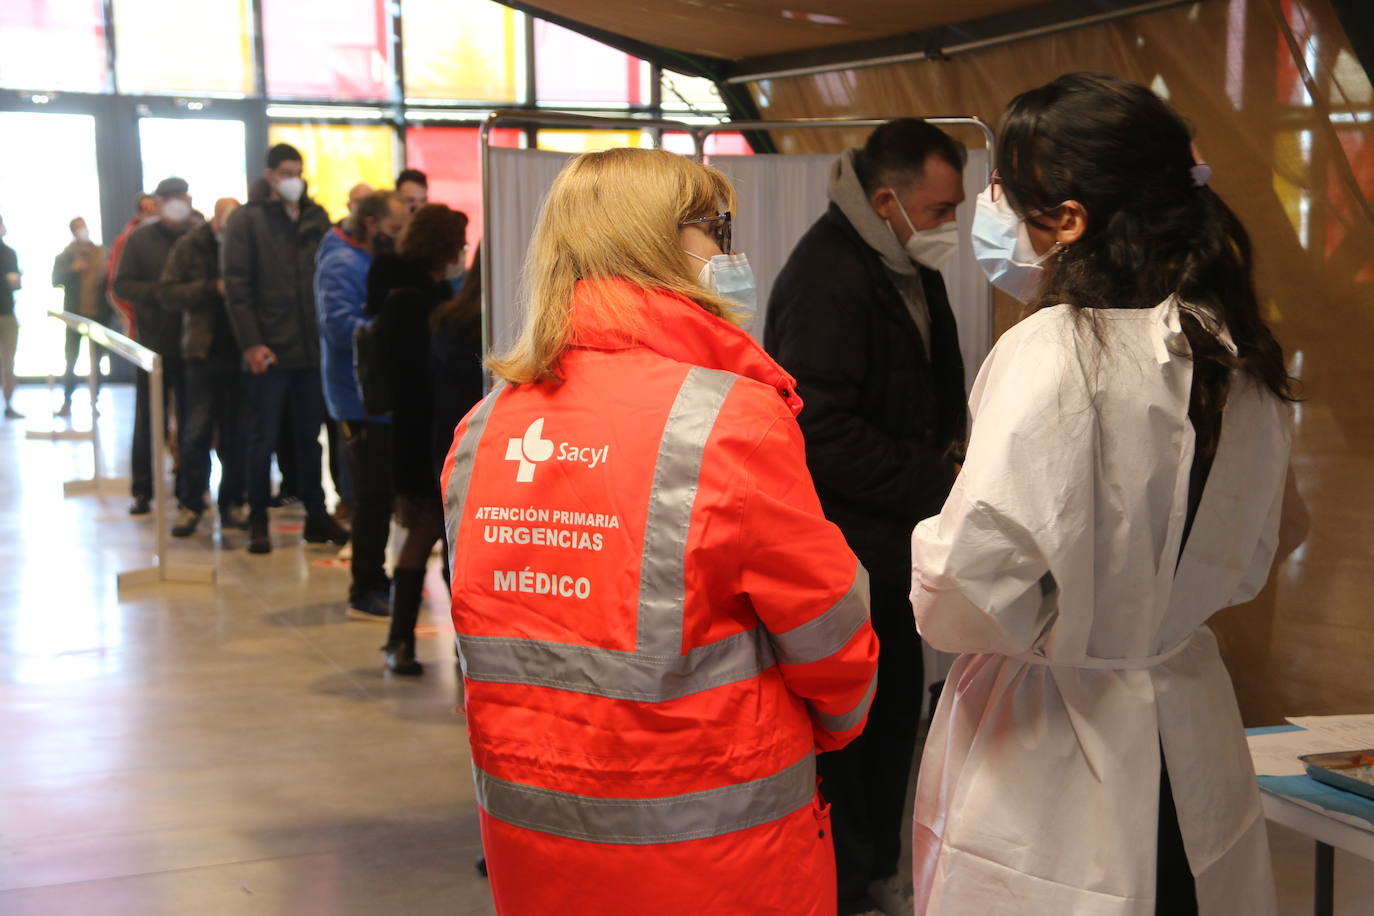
[{"xmin": 517, "ymin": 0, "xmax": 1044, "ymax": 59}]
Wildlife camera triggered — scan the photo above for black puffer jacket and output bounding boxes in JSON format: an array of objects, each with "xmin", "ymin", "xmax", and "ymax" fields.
[
  {"xmin": 221, "ymin": 179, "xmax": 330, "ymax": 369},
  {"xmin": 365, "ymin": 254, "xmax": 451, "ymax": 498},
  {"xmin": 764, "ymin": 202, "xmax": 967, "ymax": 587},
  {"xmin": 113, "ymin": 219, "xmax": 191, "ymax": 356},
  {"xmin": 160, "ymin": 222, "xmax": 237, "ymax": 361}
]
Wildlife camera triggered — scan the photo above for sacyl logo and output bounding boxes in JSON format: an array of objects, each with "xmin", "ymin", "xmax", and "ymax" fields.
[
  {"xmin": 506, "ymin": 418, "xmax": 555, "ymax": 482},
  {"xmin": 505, "ymin": 418, "xmax": 611, "ymax": 483}
]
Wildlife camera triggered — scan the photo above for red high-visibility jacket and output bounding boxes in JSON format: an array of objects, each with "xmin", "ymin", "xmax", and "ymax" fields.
[{"xmin": 442, "ymin": 280, "xmax": 879, "ymax": 915}]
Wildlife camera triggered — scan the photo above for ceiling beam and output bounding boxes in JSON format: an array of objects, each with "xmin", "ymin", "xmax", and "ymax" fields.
[{"xmin": 722, "ymin": 0, "xmax": 1202, "ymax": 84}]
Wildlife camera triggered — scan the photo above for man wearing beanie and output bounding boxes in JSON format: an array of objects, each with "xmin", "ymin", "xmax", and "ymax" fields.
[{"xmin": 114, "ymin": 176, "xmax": 197, "ymax": 517}]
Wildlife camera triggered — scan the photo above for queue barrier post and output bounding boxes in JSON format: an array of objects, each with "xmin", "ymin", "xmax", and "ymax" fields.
[{"xmin": 39, "ymin": 312, "xmax": 214, "ymax": 591}]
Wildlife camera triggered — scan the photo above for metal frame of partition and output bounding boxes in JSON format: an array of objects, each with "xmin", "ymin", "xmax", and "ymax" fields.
[
  {"xmin": 43, "ymin": 311, "xmax": 215, "ymax": 591},
  {"xmin": 476, "ymin": 111, "xmax": 995, "ymax": 377}
]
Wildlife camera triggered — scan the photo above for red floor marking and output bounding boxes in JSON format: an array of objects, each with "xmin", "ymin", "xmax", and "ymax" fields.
[{"xmin": 310, "ymin": 557, "xmax": 349, "ymax": 569}]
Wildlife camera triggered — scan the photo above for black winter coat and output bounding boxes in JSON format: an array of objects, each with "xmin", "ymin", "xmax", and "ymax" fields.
[
  {"xmin": 113, "ymin": 220, "xmax": 190, "ymax": 356},
  {"xmin": 221, "ymin": 180, "xmax": 330, "ymax": 370},
  {"xmin": 365, "ymin": 254, "xmax": 450, "ymax": 498},
  {"xmin": 429, "ymin": 313, "xmax": 484, "ymax": 483},
  {"xmin": 764, "ymin": 202, "xmax": 967, "ymax": 588},
  {"xmin": 161, "ymin": 222, "xmax": 237, "ymax": 361}
]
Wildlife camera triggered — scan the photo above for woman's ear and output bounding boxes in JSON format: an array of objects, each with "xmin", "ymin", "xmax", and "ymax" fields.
[{"xmin": 1056, "ymin": 201, "xmax": 1087, "ymax": 245}]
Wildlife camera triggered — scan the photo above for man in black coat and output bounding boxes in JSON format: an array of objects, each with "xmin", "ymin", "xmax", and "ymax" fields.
[
  {"xmin": 162, "ymin": 197, "xmax": 246, "ymax": 539},
  {"xmin": 222, "ymin": 143, "xmax": 348, "ymax": 554},
  {"xmin": 764, "ymin": 119, "xmax": 969, "ymax": 916},
  {"xmin": 114, "ymin": 177, "xmax": 196, "ymax": 516}
]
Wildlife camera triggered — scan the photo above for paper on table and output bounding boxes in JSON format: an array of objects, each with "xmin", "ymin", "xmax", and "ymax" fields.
[
  {"xmin": 1248, "ymin": 728, "xmax": 1357, "ymax": 777},
  {"xmin": 1285, "ymin": 714, "xmax": 1374, "ymax": 749}
]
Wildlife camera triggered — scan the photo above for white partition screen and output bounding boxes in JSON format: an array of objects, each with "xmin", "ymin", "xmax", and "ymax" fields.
[
  {"xmin": 700, "ymin": 154, "xmax": 835, "ymax": 339},
  {"xmin": 483, "ymin": 144, "xmax": 991, "ymax": 395},
  {"xmin": 485, "ymin": 147, "xmax": 574, "ymax": 357}
]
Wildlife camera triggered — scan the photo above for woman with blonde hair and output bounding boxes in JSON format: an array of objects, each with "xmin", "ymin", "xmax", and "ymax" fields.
[{"xmin": 441, "ymin": 147, "xmax": 879, "ymax": 915}]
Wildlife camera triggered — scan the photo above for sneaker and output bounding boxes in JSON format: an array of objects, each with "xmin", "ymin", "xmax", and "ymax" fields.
[
  {"xmin": 868, "ymin": 876, "xmax": 915, "ymax": 916},
  {"xmin": 220, "ymin": 504, "xmax": 250, "ymax": 531},
  {"xmin": 247, "ymin": 516, "xmax": 272, "ymax": 554},
  {"xmin": 170, "ymin": 507, "xmax": 202, "ymax": 538},
  {"xmin": 348, "ymin": 589, "xmax": 390, "ymax": 622},
  {"xmin": 129, "ymin": 497, "xmax": 151, "ymax": 516},
  {"xmin": 4, "ymin": 407, "xmax": 23, "ymax": 419},
  {"xmin": 304, "ymin": 512, "xmax": 350, "ymax": 546}
]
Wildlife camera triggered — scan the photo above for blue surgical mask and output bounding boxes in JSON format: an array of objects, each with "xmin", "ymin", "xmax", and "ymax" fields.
[
  {"xmin": 689, "ymin": 251, "xmax": 758, "ymax": 323},
  {"xmin": 971, "ymin": 186, "xmax": 1061, "ymax": 304}
]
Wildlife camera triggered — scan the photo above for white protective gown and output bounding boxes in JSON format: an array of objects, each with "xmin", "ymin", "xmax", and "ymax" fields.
[{"xmin": 911, "ymin": 298, "xmax": 1289, "ymax": 916}]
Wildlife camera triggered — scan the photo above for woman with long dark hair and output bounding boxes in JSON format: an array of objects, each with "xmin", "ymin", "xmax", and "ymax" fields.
[
  {"xmin": 365, "ymin": 203, "xmax": 469, "ymax": 674},
  {"xmin": 910, "ymin": 73, "xmax": 1308, "ymax": 915}
]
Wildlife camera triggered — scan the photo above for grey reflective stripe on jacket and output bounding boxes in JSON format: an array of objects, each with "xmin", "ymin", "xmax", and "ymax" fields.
[
  {"xmin": 472, "ymin": 753, "xmax": 816, "ymax": 846},
  {"xmin": 443, "ymin": 366, "xmax": 867, "ymax": 842}
]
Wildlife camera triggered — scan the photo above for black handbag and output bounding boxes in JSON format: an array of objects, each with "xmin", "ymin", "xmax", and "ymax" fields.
[{"xmin": 353, "ymin": 317, "xmax": 392, "ymax": 416}]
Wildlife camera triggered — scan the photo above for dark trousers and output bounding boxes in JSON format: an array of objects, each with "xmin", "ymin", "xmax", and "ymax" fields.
[
  {"xmin": 179, "ymin": 357, "xmax": 245, "ymax": 512},
  {"xmin": 1157, "ymin": 751, "xmax": 1199, "ymax": 914},
  {"xmin": 131, "ymin": 357, "xmax": 185, "ymax": 502},
  {"xmin": 818, "ymin": 571, "xmax": 924, "ymax": 914},
  {"xmin": 62, "ymin": 329, "xmax": 103, "ymax": 404},
  {"xmin": 341, "ymin": 420, "xmax": 393, "ymax": 602},
  {"xmin": 327, "ymin": 418, "xmax": 352, "ymax": 502},
  {"xmin": 244, "ymin": 366, "xmax": 326, "ymax": 519},
  {"xmin": 275, "ymin": 403, "xmax": 300, "ymax": 498}
]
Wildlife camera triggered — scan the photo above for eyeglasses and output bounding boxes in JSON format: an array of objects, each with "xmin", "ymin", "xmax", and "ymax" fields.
[{"xmin": 679, "ymin": 211, "xmax": 732, "ymax": 254}]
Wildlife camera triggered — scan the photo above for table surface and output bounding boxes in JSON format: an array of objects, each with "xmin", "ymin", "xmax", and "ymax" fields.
[{"xmin": 1248, "ymin": 725, "xmax": 1374, "ymax": 861}]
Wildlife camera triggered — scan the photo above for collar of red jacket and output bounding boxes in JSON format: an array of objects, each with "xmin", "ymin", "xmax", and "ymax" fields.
[
  {"xmin": 330, "ymin": 225, "xmax": 368, "ymax": 252},
  {"xmin": 567, "ymin": 278, "xmax": 802, "ymax": 416}
]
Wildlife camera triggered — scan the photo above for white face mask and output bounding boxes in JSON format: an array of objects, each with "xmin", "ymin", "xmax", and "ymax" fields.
[
  {"xmin": 886, "ymin": 189, "xmax": 959, "ymax": 270},
  {"xmin": 276, "ymin": 176, "xmax": 305, "ymax": 203},
  {"xmin": 688, "ymin": 251, "xmax": 758, "ymax": 323},
  {"xmin": 161, "ymin": 198, "xmax": 192, "ymax": 224},
  {"xmin": 970, "ymin": 186, "xmax": 1062, "ymax": 304},
  {"xmin": 74, "ymin": 227, "xmax": 91, "ymax": 243}
]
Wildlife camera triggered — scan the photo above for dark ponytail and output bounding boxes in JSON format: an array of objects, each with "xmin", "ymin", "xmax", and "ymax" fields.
[{"xmin": 997, "ymin": 73, "xmax": 1295, "ymax": 459}]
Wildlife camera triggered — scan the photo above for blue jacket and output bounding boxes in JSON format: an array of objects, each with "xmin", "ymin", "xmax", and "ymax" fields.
[{"xmin": 315, "ymin": 227, "xmax": 388, "ymax": 422}]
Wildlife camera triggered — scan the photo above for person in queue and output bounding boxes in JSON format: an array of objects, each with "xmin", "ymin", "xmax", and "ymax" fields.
[
  {"xmin": 222, "ymin": 143, "xmax": 349, "ymax": 554},
  {"xmin": 364, "ymin": 203, "xmax": 467, "ymax": 673},
  {"xmin": 115, "ymin": 177, "xmax": 197, "ymax": 516},
  {"xmin": 766, "ymin": 118, "xmax": 968, "ymax": 916},
  {"xmin": 429, "ymin": 241, "xmax": 484, "ymax": 497},
  {"xmin": 909, "ymin": 73, "xmax": 1310, "ymax": 916},
  {"xmin": 395, "ymin": 168, "xmax": 428, "ymax": 215},
  {"xmin": 440, "ymin": 148, "xmax": 879, "ymax": 914},
  {"xmin": 316, "ymin": 190, "xmax": 408, "ymax": 622},
  {"xmin": 161, "ymin": 197, "xmax": 249, "ymax": 537}
]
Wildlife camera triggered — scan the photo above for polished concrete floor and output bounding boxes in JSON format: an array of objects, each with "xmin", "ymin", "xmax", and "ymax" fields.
[{"xmin": 1, "ymin": 383, "xmax": 1371, "ymax": 915}]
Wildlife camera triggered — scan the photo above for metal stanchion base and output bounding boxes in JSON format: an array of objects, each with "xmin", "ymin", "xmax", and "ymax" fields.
[
  {"xmin": 26, "ymin": 429, "xmax": 96, "ymax": 442},
  {"xmin": 117, "ymin": 562, "xmax": 217, "ymax": 591},
  {"xmin": 63, "ymin": 476, "xmax": 132, "ymax": 497}
]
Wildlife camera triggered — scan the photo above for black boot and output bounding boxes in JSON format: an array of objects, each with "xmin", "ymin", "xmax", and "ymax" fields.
[
  {"xmin": 304, "ymin": 511, "xmax": 350, "ymax": 546},
  {"xmin": 247, "ymin": 514, "xmax": 272, "ymax": 554},
  {"xmin": 384, "ymin": 568, "xmax": 425, "ymax": 676}
]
